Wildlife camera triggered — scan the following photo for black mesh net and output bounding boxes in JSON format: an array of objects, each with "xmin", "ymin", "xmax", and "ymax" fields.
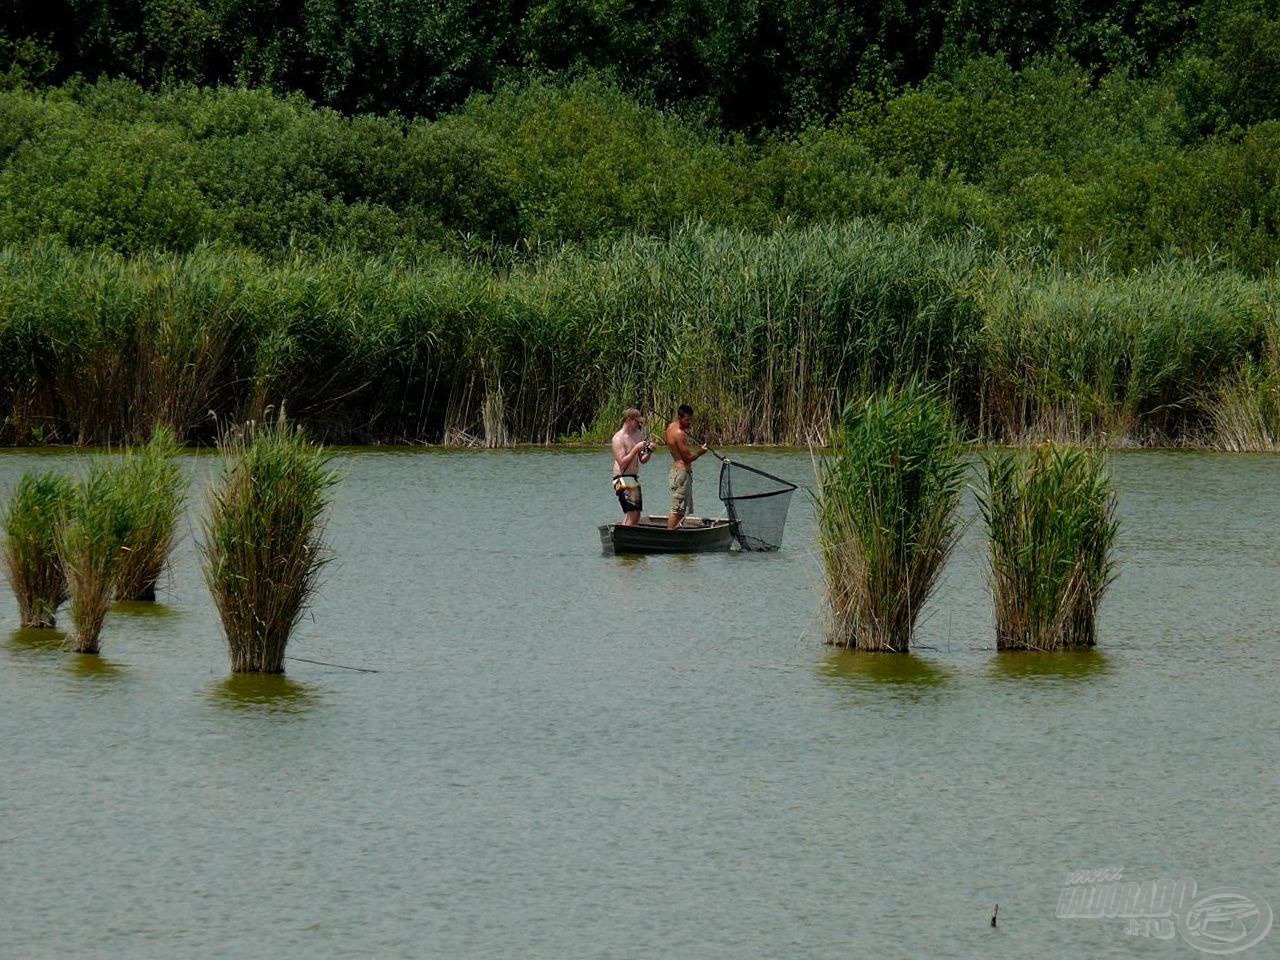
[{"xmin": 718, "ymin": 459, "xmax": 797, "ymax": 552}]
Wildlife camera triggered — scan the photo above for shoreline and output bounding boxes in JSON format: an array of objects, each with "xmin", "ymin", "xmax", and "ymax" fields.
[{"xmin": 0, "ymin": 438, "xmax": 1273, "ymax": 455}]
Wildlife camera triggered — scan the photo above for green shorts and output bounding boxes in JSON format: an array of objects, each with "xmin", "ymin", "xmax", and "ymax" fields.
[{"xmin": 669, "ymin": 464, "xmax": 693, "ymax": 516}]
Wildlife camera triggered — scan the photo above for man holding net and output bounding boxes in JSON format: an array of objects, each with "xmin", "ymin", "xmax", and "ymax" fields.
[
  {"xmin": 665, "ymin": 404, "xmax": 709, "ymax": 528},
  {"xmin": 611, "ymin": 408, "xmax": 652, "ymax": 526}
]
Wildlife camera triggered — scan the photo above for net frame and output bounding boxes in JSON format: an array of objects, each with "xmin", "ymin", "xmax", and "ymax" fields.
[{"xmin": 718, "ymin": 458, "xmax": 798, "ymax": 552}]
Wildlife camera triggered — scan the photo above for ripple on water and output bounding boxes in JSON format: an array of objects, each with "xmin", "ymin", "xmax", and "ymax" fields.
[{"xmin": 1, "ymin": 448, "xmax": 1277, "ymax": 960}]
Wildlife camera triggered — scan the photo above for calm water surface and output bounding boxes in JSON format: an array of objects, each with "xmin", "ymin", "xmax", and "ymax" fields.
[{"xmin": 2, "ymin": 449, "xmax": 1278, "ymax": 958}]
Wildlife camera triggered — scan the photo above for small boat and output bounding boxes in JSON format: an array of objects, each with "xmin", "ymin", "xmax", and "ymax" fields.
[{"xmin": 599, "ymin": 515, "xmax": 736, "ymax": 555}]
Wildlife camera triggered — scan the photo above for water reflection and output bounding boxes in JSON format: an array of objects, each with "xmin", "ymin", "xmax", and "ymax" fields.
[
  {"xmin": 820, "ymin": 648, "xmax": 950, "ymax": 696},
  {"xmin": 64, "ymin": 652, "xmax": 126, "ymax": 682},
  {"xmin": 991, "ymin": 648, "xmax": 1111, "ymax": 683},
  {"xmin": 113, "ymin": 600, "xmax": 180, "ymax": 620},
  {"xmin": 6, "ymin": 627, "xmax": 65, "ymax": 657},
  {"xmin": 208, "ymin": 674, "xmax": 320, "ymax": 715}
]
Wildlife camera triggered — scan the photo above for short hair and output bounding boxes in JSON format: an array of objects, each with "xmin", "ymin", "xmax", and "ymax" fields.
[
  {"xmin": 622, "ymin": 407, "xmax": 642, "ymax": 424},
  {"xmin": 677, "ymin": 404, "xmax": 694, "ymax": 417}
]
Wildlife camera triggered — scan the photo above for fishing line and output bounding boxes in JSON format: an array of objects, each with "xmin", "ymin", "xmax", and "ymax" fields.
[{"xmin": 284, "ymin": 655, "xmax": 379, "ymax": 673}]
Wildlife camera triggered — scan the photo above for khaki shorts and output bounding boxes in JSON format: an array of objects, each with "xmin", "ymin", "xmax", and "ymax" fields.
[{"xmin": 668, "ymin": 464, "xmax": 692, "ymax": 516}]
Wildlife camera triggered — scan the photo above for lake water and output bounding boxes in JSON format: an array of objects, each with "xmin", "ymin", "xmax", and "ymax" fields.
[{"xmin": 2, "ymin": 449, "xmax": 1277, "ymax": 958}]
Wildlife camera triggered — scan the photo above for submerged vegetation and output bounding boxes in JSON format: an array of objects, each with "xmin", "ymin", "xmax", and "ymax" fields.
[
  {"xmin": 979, "ymin": 445, "xmax": 1118, "ymax": 651},
  {"xmin": 2, "ymin": 470, "xmax": 73, "ymax": 627},
  {"xmin": 201, "ymin": 420, "xmax": 337, "ymax": 674},
  {"xmin": 817, "ymin": 383, "xmax": 966, "ymax": 652}
]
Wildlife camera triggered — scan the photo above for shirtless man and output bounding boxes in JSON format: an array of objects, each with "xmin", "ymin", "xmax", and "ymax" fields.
[
  {"xmin": 665, "ymin": 404, "xmax": 709, "ymax": 528},
  {"xmin": 610, "ymin": 408, "xmax": 652, "ymax": 526}
]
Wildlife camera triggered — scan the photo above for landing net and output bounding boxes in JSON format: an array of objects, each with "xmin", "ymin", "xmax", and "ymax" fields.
[{"xmin": 718, "ymin": 459, "xmax": 797, "ymax": 552}]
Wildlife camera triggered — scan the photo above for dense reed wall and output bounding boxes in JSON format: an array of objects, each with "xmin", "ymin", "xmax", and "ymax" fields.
[{"xmin": 2, "ymin": 224, "xmax": 1275, "ymax": 447}]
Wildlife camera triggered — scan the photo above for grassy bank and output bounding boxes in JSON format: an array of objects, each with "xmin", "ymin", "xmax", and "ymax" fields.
[{"xmin": 1, "ymin": 224, "xmax": 1275, "ymax": 448}]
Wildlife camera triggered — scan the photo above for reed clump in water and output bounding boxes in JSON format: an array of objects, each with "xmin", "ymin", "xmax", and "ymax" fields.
[
  {"xmin": 979, "ymin": 443, "xmax": 1118, "ymax": 651},
  {"xmin": 57, "ymin": 465, "xmax": 132, "ymax": 654},
  {"xmin": 201, "ymin": 420, "xmax": 338, "ymax": 674},
  {"xmin": 2, "ymin": 471, "xmax": 76, "ymax": 627},
  {"xmin": 115, "ymin": 426, "xmax": 188, "ymax": 601},
  {"xmin": 816, "ymin": 382, "xmax": 966, "ymax": 651}
]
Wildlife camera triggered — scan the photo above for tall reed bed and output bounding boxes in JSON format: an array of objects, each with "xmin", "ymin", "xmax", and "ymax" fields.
[
  {"xmin": 816, "ymin": 383, "xmax": 966, "ymax": 651},
  {"xmin": 115, "ymin": 427, "xmax": 188, "ymax": 600},
  {"xmin": 0, "ymin": 228, "xmax": 1277, "ymax": 448},
  {"xmin": 57, "ymin": 465, "xmax": 132, "ymax": 653},
  {"xmin": 1208, "ymin": 357, "xmax": 1280, "ymax": 451},
  {"xmin": 979, "ymin": 444, "xmax": 1118, "ymax": 651},
  {"xmin": 975, "ymin": 258, "xmax": 1274, "ymax": 443},
  {"xmin": 2, "ymin": 471, "xmax": 75, "ymax": 627},
  {"xmin": 201, "ymin": 421, "xmax": 338, "ymax": 674}
]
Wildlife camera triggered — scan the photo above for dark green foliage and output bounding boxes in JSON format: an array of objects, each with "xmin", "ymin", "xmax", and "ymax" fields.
[
  {"xmin": 0, "ymin": 0, "xmax": 1218, "ymax": 130},
  {"xmin": 0, "ymin": 25, "xmax": 1279, "ymax": 447},
  {"xmin": 1, "ymin": 64, "xmax": 1279, "ymax": 268},
  {"xmin": 1172, "ymin": 8, "xmax": 1280, "ymax": 138}
]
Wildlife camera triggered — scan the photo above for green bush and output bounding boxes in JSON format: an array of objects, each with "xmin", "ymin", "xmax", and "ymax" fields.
[{"xmin": 0, "ymin": 69, "xmax": 1278, "ymax": 269}]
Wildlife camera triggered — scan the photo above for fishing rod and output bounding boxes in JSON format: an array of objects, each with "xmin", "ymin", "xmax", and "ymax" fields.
[
  {"xmin": 647, "ymin": 411, "xmax": 724, "ymax": 461},
  {"xmin": 284, "ymin": 654, "xmax": 379, "ymax": 673}
]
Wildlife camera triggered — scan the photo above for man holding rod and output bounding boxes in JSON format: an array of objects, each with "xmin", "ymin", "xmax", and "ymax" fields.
[
  {"xmin": 610, "ymin": 408, "xmax": 652, "ymax": 527},
  {"xmin": 665, "ymin": 404, "xmax": 709, "ymax": 528}
]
